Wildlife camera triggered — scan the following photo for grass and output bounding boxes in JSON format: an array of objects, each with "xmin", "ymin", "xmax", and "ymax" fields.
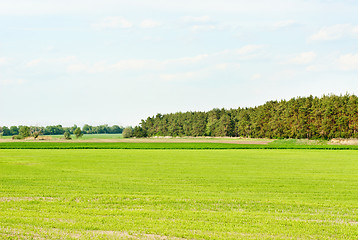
[
  {"xmin": 0, "ymin": 141, "xmax": 358, "ymax": 150},
  {"xmin": 1, "ymin": 149, "xmax": 358, "ymax": 239},
  {"xmin": 270, "ymin": 139, "xmax": 328, "ymax": 145},
  {"xmin": 43, "ymin": 133, "xmax": 123, "ymax": 140},
  {"xmin": 0, "ymin": 135, "xmax": 12, "ymax": 139}
]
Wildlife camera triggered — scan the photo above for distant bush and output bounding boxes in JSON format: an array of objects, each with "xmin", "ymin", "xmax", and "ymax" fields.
[
  {"xmin": 64, "ymin": 132, "xmax": 72, "ymax": 140},
  {"xmin": 19, "ymin": 126, "xmax": 31, "ymax": 138},
  {"xmin": 12, "ymin": 135, "xmax": 24, "ymax": 140},
  {"xmin": 122, "ymin": 127, "xmax": 133, "ymax": 138},
  {"xmin": 74, "ymin": 128, "xmax": 83, "ymax": 138}
]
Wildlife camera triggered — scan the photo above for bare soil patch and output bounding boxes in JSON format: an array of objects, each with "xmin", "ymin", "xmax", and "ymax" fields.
[{"xmin": 329, "ymin": 138, "xmax": 358, "ymax": 145}]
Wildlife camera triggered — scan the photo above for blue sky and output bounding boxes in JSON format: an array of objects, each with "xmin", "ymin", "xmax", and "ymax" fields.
[{"xmin": 1, "ymin": 0, "xmax": 358, "ymax": 127}]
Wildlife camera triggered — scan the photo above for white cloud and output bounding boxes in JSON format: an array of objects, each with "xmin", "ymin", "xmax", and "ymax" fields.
[
  {"xmin": 0, "ymin": 78, "xmax": 24, "ymax": 86},
  {"xmin": 287, "ymin": 52, "xmax": 316, "ymax": 65},
  {"xmin": 55, "ymin": 56, "xmax": 78, "ymax": 64},
  {"xmin": 67, "ymin": 63, "xmax": 87, "ymax": 72},
  {"xmin": 63, "ymin": 54, "xmax": 209, "ymax": 74},
  {"xmin": 214, "ymin": 63, "xmax": 240, "ymax": 70},
  {"xmin": 140, "ymin": 19, "xmax": 161, "ymax": 28},
  {"xmin": 306, "ymin": 64, "xmax": 326, "ymax": 72},
  {"xmin": 52, "ymin": 56, "xmax": 79, "ymax": 64},
  {"xmin": 272, "ymin": 20, "xmax": 297, "ymax": 29},
  {"xmin": 236, "ymin": 45, "xmax": 265, "ymax": 55},
  {"xmin": 92, "ymin": 16, "xmax": 133, "ymax": 30},
  {"xmin": 338, "ymin": 53, "xmax": 358, "ymax": 70},
  {"xmin": 110, "ymin": 59, "xmax": 162, "ymax": 71},
  {"xmin": 25, "ymin": 59, "xmax": 41, "ymax": 67},
  {"xmin": 190, "ymin": 25, "xmax": 217, "ymax": 32},
  {"xmin": 182, "ymin": 16, "xmax": 211, "ymax": 23},
  {"xmin": 0, "ymin": 57, "xmax": 7, "ymax": 65},
  {"xmin": 310, "ymin": 24, "xmax": 358, "ymax": 41},
  {"xmin": 143, "ymin": 36, "xmax": 162, "ymax": 42},
  {"xmin": 251, "ymin": 73, "xmax": 261, "ymax": 80},
  {"xmin": 160, "ymin": 72, "xmax": 197, "ymax": 82},
  {"xmin": 215, "ymin": 63, "xmax": 228, "ymax": 70},
  {"xmin": 181, "ymin": 16, "xmax": 219, "ymax": 32},
  {"xmin": 0, "ymin": 1, "xmax": 345, "ymax": 16},
  {"xmin": 47, "ymin": 46, "xmax": 265, "ymax": 76},
  {"xmin": 167, "ymin": 54, "xmax": 209, "ymax": 65},
  {"xmin": 46, "ymin": 46, "xmax": 54, "ymax": 51},
  {"xmin": 94, "ymin": 47, "xmax": 265, "ymax": 74},
  {"xmin": 88, "ymin": 61, "xmax": 107, "ymax": 73}
]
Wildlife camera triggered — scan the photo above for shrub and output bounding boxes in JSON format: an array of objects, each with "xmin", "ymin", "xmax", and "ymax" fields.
[
  {"xmin": 122, "ymin": 127, "xmax": 133, "ymax": 138},
  {"xmin": 12, "ymin": 135, "xmax": 24, "ymax": 140},
  {"xmin": 74, "ymin": 127, "xmax": 83, "ymax": 138},
  {"xmin": 19, "ymin": 126, "xmax": 31, "ymax": 138},
  {"xmin": 64, "ymin": 132, "xmax": 72, "ymax": 140}
]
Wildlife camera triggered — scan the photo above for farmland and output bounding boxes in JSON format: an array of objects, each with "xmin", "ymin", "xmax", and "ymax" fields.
[
  {"xmin": 1, "ymin": 140, "xmax": 358, "ymax": 150},
  {"xmin": 1, "ymin": 148, "xmax": 358, "ymax": 239},
  {"xmin": 49, "ymin": 134, "xmax": 124, "ymax": 140}
]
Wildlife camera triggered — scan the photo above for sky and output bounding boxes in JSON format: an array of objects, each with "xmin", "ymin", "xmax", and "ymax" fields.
[{"xmin": 1, "ymin": 0, "xmax": 358, "ymax": 127}]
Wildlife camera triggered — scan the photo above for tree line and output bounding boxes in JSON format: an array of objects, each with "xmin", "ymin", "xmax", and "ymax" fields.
[
  {"xmin": 0, "ymin": 124, "xmax": 124, "ymax": 137},
  {"xmin": 133, "ymin": 94, "xmax": 358, "ymax": 139}
]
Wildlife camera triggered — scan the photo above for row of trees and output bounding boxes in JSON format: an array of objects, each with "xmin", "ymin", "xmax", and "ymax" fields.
[
  {"xmin": 5, "ymin": 126, "xmax": 84, "ymax": 140},
  {"xmin": 0, "ymin": 124, "xmax": 124, "ymax": 137},
  {"xmin": 133, "ymin": 94, "xmax": 358, "ymax": 139},
  {"xmin": 2, "ymin": 94, "xmax": 357, "ymax": 140}
]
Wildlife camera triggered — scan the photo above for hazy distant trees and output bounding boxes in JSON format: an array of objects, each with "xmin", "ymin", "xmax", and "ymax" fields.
[
  {"xmin": 10, "ymin": 126, "xmax": 19, "ymax": 135},
  {"xmin": 0, "ymin": 124, "xmax": 124, "ymax": 136},
  {"xmin": 81, "ymin": 124, "xmax": 123, "ymax": 134},
  {"xmin": 2, "ymin": 126, "xmax": 10, "ymax": 136},
  {"xmin": 44, "ymin": 125, "xmax": 65, "ymax": 135}
]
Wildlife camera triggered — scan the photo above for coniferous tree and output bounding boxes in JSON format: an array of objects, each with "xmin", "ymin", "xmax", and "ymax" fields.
[{"xmin": 135, "ymin": 94, "xmax": 358, "ymax": 140}]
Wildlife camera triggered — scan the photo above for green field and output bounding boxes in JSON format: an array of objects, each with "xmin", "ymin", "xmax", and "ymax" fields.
[
  {"xmin": 1, "ymin": 149, "xmax": 358, "ymax": 239},
  {"xmin": 42, "ymin": 134, "xmax": 124, "ymax": 140},
  {"xmin": 0, "ymin": 141, "xmax": 358, "ymax": 150}
]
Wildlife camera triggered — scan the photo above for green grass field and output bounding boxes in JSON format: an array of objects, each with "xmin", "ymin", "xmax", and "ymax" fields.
[
  {"xmin": 42, "ymin": 133, "xmax": 123, "ymax": 140},
  {"xmin": 0, "ymin": 141, "xmax": 358, "ymax": 150},
  {"xmin": 1, "ymin": 149, "xmax": 358, "ymax": 239}
]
